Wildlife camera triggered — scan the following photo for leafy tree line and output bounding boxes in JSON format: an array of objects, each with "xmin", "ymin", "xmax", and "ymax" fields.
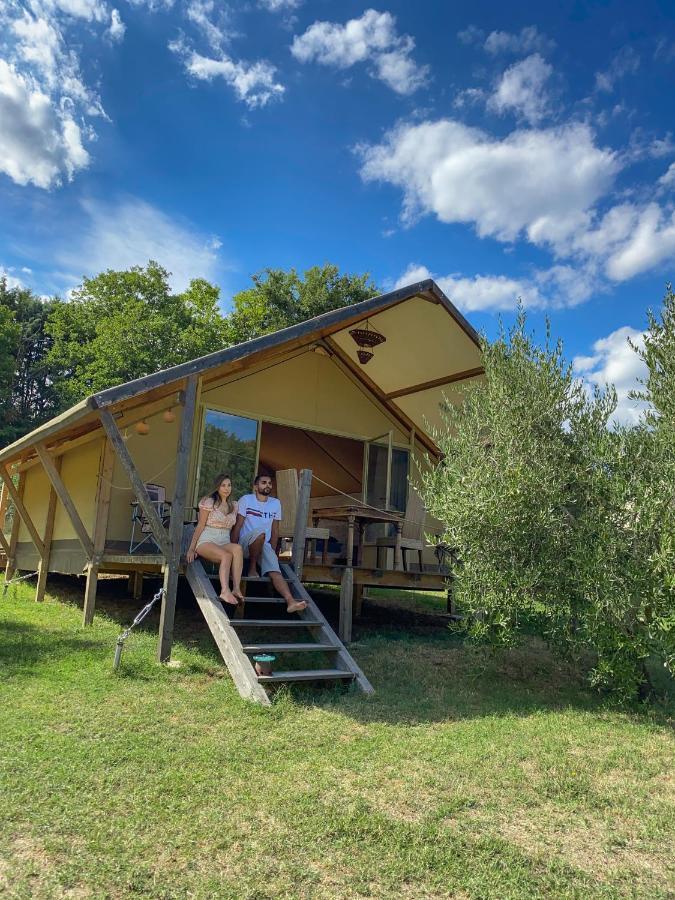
[
  {"xmin": 0, "ymin": 262, "xmax": 378, "ymax": 442},
  {"xmin": 420, "ymin": 288, "xmax": 675, "ymax": 701}
]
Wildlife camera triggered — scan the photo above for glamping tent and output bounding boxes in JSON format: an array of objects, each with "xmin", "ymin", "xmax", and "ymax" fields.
[{"xmin": 0, "ymin": 279, "xmax": 483, "ymax": 702}]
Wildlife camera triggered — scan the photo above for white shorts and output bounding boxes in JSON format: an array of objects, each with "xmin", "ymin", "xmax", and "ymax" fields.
[
  {"xmin": 239, "ymin": 528, "xmax": 281, "ymax": 575},
  {"xmin": 196, "ymin": 526, "xmax": 231, "ymax": 550}
]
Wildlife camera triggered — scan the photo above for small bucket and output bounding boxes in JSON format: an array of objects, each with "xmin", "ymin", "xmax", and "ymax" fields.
[{"xmin": 253, "ymin": 653, "xmax": 276, "ymax": 676}]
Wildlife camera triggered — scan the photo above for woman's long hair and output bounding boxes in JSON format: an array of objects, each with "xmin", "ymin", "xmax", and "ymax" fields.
[{"xmin": 208, "ymin": 473, "xmax": 235, "ymax": 515}]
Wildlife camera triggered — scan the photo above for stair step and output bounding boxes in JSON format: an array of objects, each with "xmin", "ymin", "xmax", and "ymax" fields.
[
  {"xmin": 241, "ymin": 575, "xmax": 289, "ymax": 583},
  {"xmin": 238, "ymin": 597, "xmax": 287, "ymax": 603},
  {"xmin": 230, "ymin": 619, "xmax": 321, "ymax": 627},
  {"xmin": 257, "ymin": 669, "xmax": 355, "ymax": 683},
  {"xmin": 242, "ymin": 643, "xmax": 336, "ymax": 653}
]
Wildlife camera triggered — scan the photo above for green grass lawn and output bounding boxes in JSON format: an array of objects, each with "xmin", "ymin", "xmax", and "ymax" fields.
[{"xmin": 1, "ymin": 576, "xmax": 673, "ymax": 899}]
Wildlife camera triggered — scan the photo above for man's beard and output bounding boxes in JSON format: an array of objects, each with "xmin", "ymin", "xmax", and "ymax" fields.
[{"xmin": 258, "ymin": 486, "xmax": 272, "ymax": 494}]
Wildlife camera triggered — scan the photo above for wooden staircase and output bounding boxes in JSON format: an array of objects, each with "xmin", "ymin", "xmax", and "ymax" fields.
[{"xmin": 184, "ymin": 558, "xmax": 373, "ymax": 706}]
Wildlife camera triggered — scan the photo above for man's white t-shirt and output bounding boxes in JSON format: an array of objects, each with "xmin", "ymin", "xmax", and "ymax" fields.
[{"xmin": 238, "ymin": 493, "xmax": 282, "ymax": 543}]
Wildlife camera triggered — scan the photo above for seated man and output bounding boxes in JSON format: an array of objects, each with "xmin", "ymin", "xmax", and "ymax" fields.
[{"xmin": 231, "ymin": 473, "xmax": 307, "ymax": 614}]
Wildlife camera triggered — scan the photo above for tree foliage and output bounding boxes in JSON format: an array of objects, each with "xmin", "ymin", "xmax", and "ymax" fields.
[
  {"xmin": 420, "ymin": 306, "xmax": 674, "ymax": 700},
  {"xmin": 0, "ymin": 277, "xmax": 59, "ymax": 445},
  {"xmin": 226, "ymin": 264, "xmax": 378, "ymax": 344},
  {"xmin": 45, "ymin": 262, "xmax": 228, "ymax": 407}
]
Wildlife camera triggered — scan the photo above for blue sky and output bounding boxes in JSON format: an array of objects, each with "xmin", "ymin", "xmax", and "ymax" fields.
[{"xmin": 1, "ymin": 0, "xmax": 674, "ymax": 422}]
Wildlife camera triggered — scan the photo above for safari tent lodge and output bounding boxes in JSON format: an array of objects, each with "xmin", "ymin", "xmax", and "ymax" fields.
[{"xmin": 0, "ymin": 279, "xmax": 484, "ymax": 704}]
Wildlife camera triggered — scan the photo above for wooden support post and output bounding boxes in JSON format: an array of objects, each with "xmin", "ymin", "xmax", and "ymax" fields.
[
  {"xmin": 82, "ymin": 439, "xmax": 114, "ymax": 626},
  {"xmin": 97, "ymin": 407, "xmax": 171, "ymax": 559},
  {"xmin": 354, "ymin": 584, "xmax": 364, "ymax": 617},
  {"xmin": 339, "ymin": 566, "xmax": 354, "ymax": 643},
  {"xmin": 130, "ymin": 571, "xmax": 143, "ymax": 600},
  {"xmin": 0, "ymin": 464, "xmax": 44, "ymax": 558},
  {"xmin": 3, "ymin": 471, "xmax": 22, "ymax": 581},
  {"xmin": 35, "ymin": 458, "xmax": 60, "ymax": 602},
  {"xmin": 158, "ymin": 375, "xmax": 198, "ymax": 662},
  {"xmin": 35, "ymin": 443, "xmax": 94, "ymax": 559},
  {"xmin": 0, "ymin": 482, "xmax": 9, "ymax": 557},
  {"xmin": 292, "ymin": 468, "xmax": 312, "ymax": 581}
]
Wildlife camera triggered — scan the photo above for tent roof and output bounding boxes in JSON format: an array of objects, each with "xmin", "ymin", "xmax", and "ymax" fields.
[{"xmin": 0, "ymin": 279, "xmax": 483, "ymax": 466}]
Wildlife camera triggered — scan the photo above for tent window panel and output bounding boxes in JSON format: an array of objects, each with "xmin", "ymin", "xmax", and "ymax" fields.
[
  {"xmin": 365, "ymin": 442, "xmax": 409, "ymax": 513},
  {"xmin": 197, "ymin": 411, "xmax": 258, "ymax": 501}
]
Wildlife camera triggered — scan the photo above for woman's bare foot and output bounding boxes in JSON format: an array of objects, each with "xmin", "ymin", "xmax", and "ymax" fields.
[
  {"xmin": 286, "ymin": 599, "xmax": 307, "ymax": 614},
  {"xmin": 219, "ymin": 590, "xmax": 238, "ymax": 606},
  {"xmin": 232, "ymin": 588, "xmax": 245, "ymax": 603}
]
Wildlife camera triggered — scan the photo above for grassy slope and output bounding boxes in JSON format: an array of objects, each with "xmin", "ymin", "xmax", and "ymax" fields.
[{"xmin": 0, "ymin": 578, "xmax": 673, "ymax": 899}]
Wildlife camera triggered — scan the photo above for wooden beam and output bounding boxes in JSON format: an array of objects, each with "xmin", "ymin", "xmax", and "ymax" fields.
[
  {"xmin": 0, "ymin": 482, "xmax": 9, "ymax": 557},
  {"xmin": 3, "ymin": 470, "xmax": 22, "ymax": 580},
  {"xmin": 35, "ymin": 443, "xmax": 94, "ymax": 559},
  {"xmin": 158, "ymin": 374, "xmax": 199, "ymax": 662},
  {"xmin": 0, "ymin": 464, "xmax": 44, "ymax": 557},
  {"xmin": 186, "ymin": 376, "xmax": 203, "ymax": 508},
  {"xmin": 82, "ymin": 438, "xmax": 114, "ymax": 625},
  {"xmin": 323, "ymin": 337, "xmax": 439, "ymax": 457},
  {"xmin": 35, "ymin": 458, "xmax": 60, "ymax": 602},
  {"xmin": 386, "ymin": 367, "xmax": 485, "ymax": 400},
  {"xmin": 97, "ymin": 407, "xmax": 171, "ymax": 559},
  {"xmin": 339, "ymin": 567, "xmax": 354, "ymax": 643},
  {"xmin": 292, "ymin": 468, "xmax": 312, "ymax": 581},
  {"xmin": 16, "ymin": 393, "xmax": 184, "ymax": 474}
]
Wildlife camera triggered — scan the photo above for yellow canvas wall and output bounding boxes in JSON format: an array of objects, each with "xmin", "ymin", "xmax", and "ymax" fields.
[
  {"xmin": 202, "ymin": 351, "xmax": 409, "ymax": 445},
  {"xmin": 18, "ymin": 438, "xmax": 102, "ymax": 544},
  {"xmin": 106, "ymin": 410, "xmax": 180, "ymax": 541}
]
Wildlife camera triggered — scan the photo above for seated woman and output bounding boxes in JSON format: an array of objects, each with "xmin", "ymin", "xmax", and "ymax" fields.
[{"xmin": 186, "ymin": 473, "xmax": 244, "ymax": 606}]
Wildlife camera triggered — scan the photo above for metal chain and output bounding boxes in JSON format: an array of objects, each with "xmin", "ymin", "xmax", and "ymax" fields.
[
  {"xmin": 2, "ymin": 570, "xmax": 39, "ymax": 596},
  {"xmin": 113, "ymin": 587, "xmax": 165, "ymax": 671}
]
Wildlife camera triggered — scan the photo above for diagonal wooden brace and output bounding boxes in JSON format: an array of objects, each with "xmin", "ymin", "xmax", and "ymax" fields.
[
  {"xmin": 35, "ymin": 443, "xmax": 94, "ymax": 559},
  {"xmin": 97, "ymin": 407, "xmax": 171, "ymax": 559},
  {"xmin": 0, "ymin": 464, "xmax": 44, "ymax": 557}
]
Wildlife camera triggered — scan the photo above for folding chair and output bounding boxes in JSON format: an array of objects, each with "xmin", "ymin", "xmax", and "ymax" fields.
[{"xmin": 129, "ymin": 484, "xmax": 172, "ymax": 554}]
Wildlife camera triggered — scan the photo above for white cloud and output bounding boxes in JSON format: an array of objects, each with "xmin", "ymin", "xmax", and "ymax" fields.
[
  {"xmin": 658, "ymin": 162, "xmax": 675, "ymax": 190},
  {"xmin": 107, "ymin": 8, "xmax": 125, "ymax": 41},
  {"xmin": 395, "ymin": 261, "xmax": 598, "ymax": 312},
  {"xmin": 595, "ymin": 46, "xmax": 640, "ymax": 93},
  {"xmin": 185, "ymin": 0, "xmax": 229, "ymax": 50},
  {"xmin": 0, "ymin": 0, "xmax": 115, "ymax": 188},
  {"xmin": 170, "ymin": 39, "xmax": 284, "ymax": 108},
  {"xmin": 259, "ymin": 0, "xmax": 302, "ymax": 10},
  {"xmin": 291, "ymin": 9, "xmax": 428, "ymax": 95},
  {"xmin": 55, "ymin": 197, "xmax": 224, "ymax": 291},
  {"xmin": 573, "ymin": 327, "xmax": 649, "ymax": 426},
  {"xmin": 488, "ymin": 53, "xmax": 552, "ymax": 124},
  {"xmin": 484, "ymin": 26, "xmax": 554, "ymax": 56},
  {"xmin": 0, "ymin": 266, "xmax": 26, "ymax": 290},
  {"xmin": 457, "ymin": 25, "xmax": 484, "ymax": 46},
  {"xmin": 359, "ymin": 119, "xmax": 619, "ymax": 248},
  {"xmin": 0, "ymin": 60, "xmax": 89, "ymax": 188},
  {"xmin": 604, "ymin": 204, "xmax": 675, "ymax": 282}
]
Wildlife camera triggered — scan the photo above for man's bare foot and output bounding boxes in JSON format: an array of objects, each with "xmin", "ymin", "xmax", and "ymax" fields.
[
  {"xmin": 286, "ymin": 599, "xmax": 307, "ymax": 614},
  {"xmin": 220, "ymin": 590, "xmax": 238, "ymax": 606}
]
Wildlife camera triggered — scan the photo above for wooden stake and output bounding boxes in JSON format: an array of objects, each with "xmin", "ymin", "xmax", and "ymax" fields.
[
  {"xmin": 158, "ymin": 374, "xmax": 198, "ymax": 662},
  {"xmin": 0, "ymin": 464, "xmax": 44, "ymax": 557},
  {"xmin": 97, "ymin": 407, "xmax": 171, "ymax": 559},
  {"xmin": 35, "ymin": 458, "xmax": 60, "ymax": 602}
]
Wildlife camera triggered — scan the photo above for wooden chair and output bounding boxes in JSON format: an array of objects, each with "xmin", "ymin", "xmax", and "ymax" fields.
[
  {"xmin": 276, "ymin": 469, "xmax": 330, "ymax": 565},
  {"xmin": 374, "ymin": 486, "xmax": 427, "ymax": 572}
]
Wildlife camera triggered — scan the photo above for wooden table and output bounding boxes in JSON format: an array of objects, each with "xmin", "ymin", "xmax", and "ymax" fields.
[{"xmin": 312, "ymin": 503, "xmax": 404, "ymax": 571}]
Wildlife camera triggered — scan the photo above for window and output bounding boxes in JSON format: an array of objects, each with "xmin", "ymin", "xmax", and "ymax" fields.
[
  {"xmin": 196, "ymin": 410, "xmax": 258, "ymax": 501},
  {"xmin": 364, "ymin": 432, "xmax": 409, "ymax": 513}
]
